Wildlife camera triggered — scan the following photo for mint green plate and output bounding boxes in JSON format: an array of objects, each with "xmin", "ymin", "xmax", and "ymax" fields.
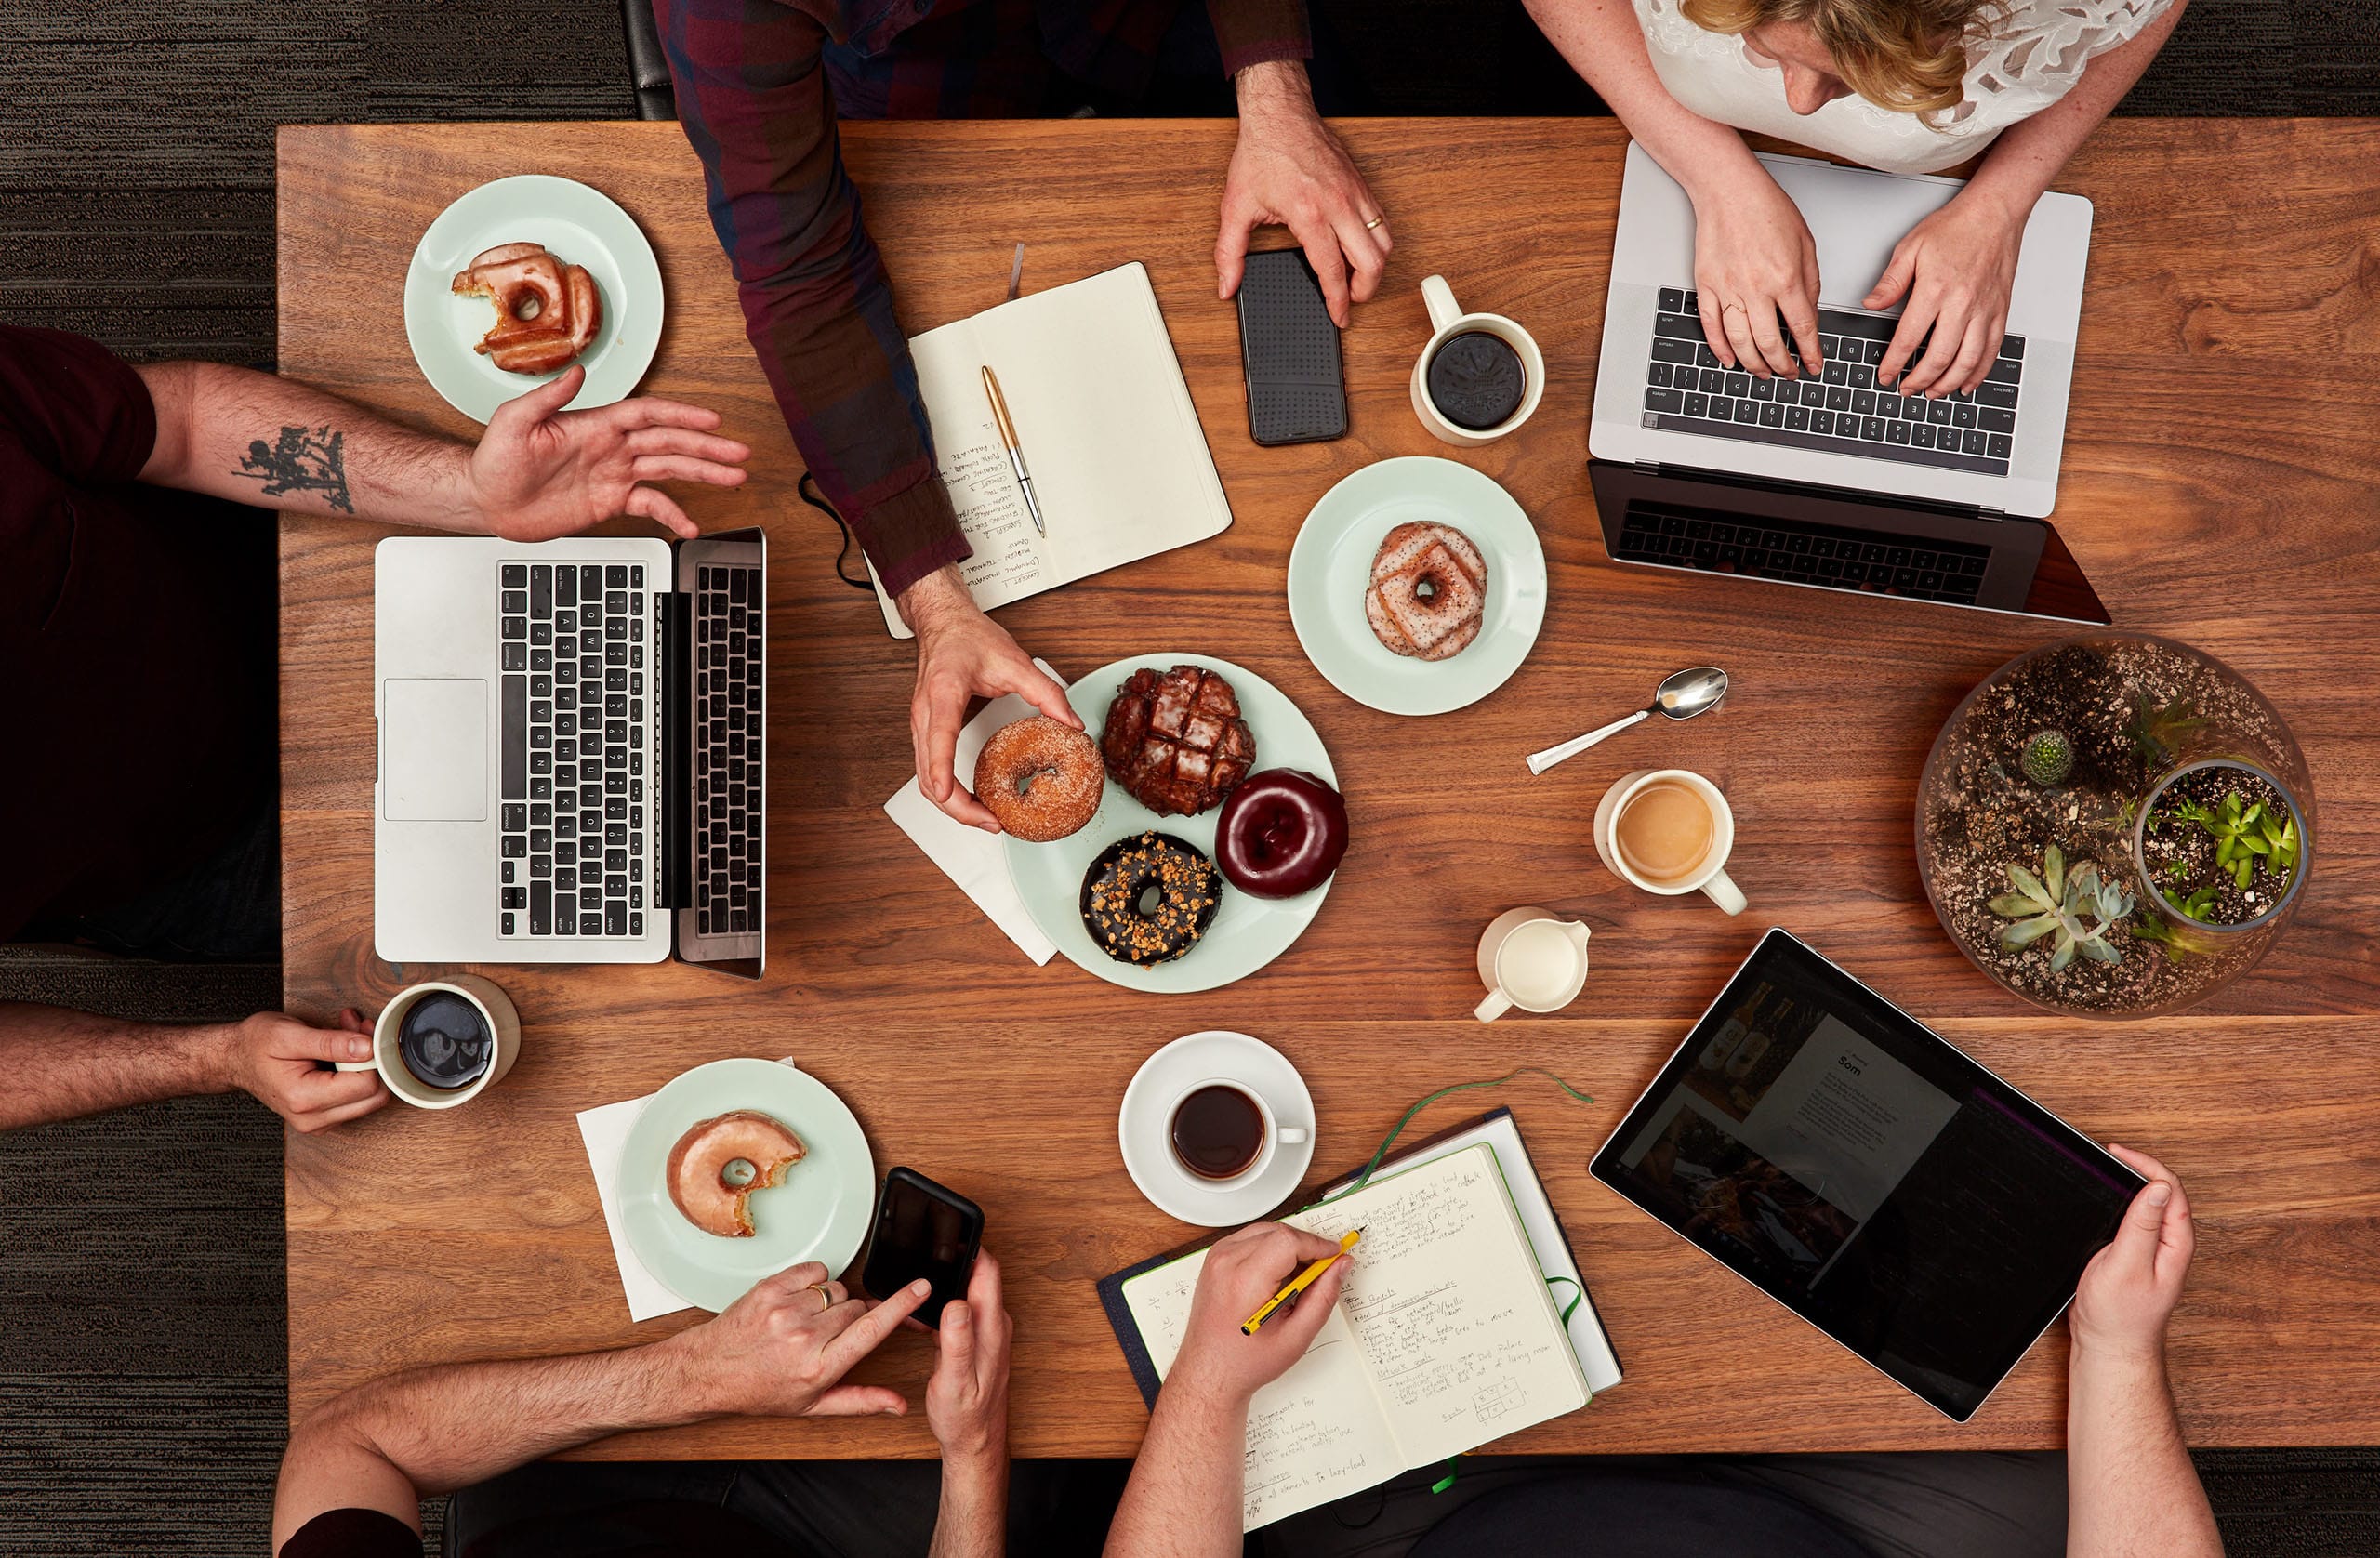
[
  {"xmin": 618, "ymin": 1058, "xmax": 874, "ymax": 1313},
  {"xmin": 1005, "ymin": 654, "xmax": 1338, "ymax": 994},
  {"xmin": 404, "ymin": 174, "xmax": 663, "ymax": 425},
  {"xmin": 1287, "ymin": 456, "xmax": 1547, "ymax": 717}
]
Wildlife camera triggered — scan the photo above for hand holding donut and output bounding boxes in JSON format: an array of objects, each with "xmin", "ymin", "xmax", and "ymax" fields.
[
  {"xmin": 668, "ymin": 1261, "xmax": 931, "ymax": 1419},
  {"xmin": 902, "ymin": 566, "xmax": 1079, "ymax": 833}
]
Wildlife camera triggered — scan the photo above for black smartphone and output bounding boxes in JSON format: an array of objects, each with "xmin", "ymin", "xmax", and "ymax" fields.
[
  {"xmin": 859, "ymin": 1168, "xmax": 984, "ymax": 1326},
  {"xmin": 1235, "ymin": 247, "xmax": 1347, "ymax": 446}
]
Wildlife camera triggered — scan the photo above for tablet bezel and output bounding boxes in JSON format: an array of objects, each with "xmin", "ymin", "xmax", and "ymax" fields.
[{"xmin": 1589, "ymin": 927, "xmax": 2145, "ymax": 1421}]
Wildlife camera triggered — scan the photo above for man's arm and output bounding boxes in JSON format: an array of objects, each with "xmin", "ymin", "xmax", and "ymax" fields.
[
  {"xmin": 273, "ymin": 1262, "xmax": 932, "ymax": 1551},
  {"xmin": 0, "ymin": 1003, "xmax": 389, "ymax": 1134},
  {"xmin": 135, "ymin": 360, "xmax": 747, "ymax": 539},
  {"xmin": 926, "ymin": 1251, "xmax": 1013, "ymax": 1558},
  {"xmin": 2067, "ymin": 1145, "xmax": 2224, "ymax": 1558}
]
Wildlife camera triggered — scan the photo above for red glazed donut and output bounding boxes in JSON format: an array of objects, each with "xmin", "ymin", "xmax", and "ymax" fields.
[
  {"xmin": 976, "ymin": 716, "xmax": 1104, "ymax": 842},
  {"xmin": 1216, "ymin": 770, "xmax": 1349, "ymax": 899}
]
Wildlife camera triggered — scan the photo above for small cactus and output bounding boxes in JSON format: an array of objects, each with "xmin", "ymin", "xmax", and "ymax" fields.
[{"xmin": 2020, "ymin": 729, "xmax": 2074, "ymax": 786}]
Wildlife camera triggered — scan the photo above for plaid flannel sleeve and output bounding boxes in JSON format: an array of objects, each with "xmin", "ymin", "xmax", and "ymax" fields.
[
  {"xmin": 1205, "ymin": 0, "xmax": 1312, "ymax": 75},
  {"xmin": 654, "ymin": 0, "xmax": 969, "ymax": 600}
]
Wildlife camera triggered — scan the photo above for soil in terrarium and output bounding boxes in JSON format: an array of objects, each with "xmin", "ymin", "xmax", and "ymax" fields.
[
  {"xmin": 1920, "ymin": 639, "xmax": 2294, "ymax": 1014},
  {"xmin": 2137, "ymin": 765, "xmax": 2300, "ymax": 928}
]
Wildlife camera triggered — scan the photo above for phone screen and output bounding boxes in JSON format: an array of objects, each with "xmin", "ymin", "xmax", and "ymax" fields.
[{"xmin": 863, "ymin": 1170, "xmax": 982, "ymax": 1326}]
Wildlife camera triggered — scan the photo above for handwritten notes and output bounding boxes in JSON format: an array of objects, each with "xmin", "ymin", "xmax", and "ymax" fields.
[
  {"xmin": 936, "ymin": 419, "xmax": 1048, "ymax": 601},
  {"xmin": 1120, "ymin": 1144, "xmax": 1587, "ymax": 1530}
]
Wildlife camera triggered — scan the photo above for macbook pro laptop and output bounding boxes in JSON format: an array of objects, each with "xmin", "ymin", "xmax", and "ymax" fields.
[
  {"xmin": 1590, "ymin": 143, "xmax": 2109, "ymax": 625},
  {"xmin": 375, "ymin": 528, "xmax": 767, "ymax": 976}
]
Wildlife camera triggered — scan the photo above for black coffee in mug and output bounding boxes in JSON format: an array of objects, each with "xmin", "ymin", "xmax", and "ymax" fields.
[
  {"xmin": 396, "ymin": 992, "xmax": 494, "ymax": 1090},
  {"xmin": 1170, "ymin": 1084, "xmax": 1268, "ymax": 1180},
  {"xmin": 1426, "ymin": 330, "xmax": 1527, "ymax": 430}
]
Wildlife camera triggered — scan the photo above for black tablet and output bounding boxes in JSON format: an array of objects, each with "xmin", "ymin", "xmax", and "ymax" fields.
[{"xmin": 1591, "ymin": 929, "xmax": 2143, "ymax": 1421}]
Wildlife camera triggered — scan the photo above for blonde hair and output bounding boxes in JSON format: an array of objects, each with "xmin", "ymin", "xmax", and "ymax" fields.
[{"xmin": 1679, "ymin": 0, "xmax": 1999, "ymax": 116}]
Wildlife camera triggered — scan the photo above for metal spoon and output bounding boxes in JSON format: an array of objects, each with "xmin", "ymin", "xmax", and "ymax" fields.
[{"xmin": 1526, "ymin": 666, "xmax": 1730, "ymax": 775}]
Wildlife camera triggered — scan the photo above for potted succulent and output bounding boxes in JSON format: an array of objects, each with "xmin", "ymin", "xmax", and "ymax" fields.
[{"xmin": 1916, "ymin": 635, "xmax": 2314, "ymax": 1018}]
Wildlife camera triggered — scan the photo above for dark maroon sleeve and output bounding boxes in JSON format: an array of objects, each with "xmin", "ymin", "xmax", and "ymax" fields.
[
  {"xmin": 654, "ymin": 0, "xmax": 970, "ymax": 601},
  {"xmin": 0, "ymin": 325, "xmax": 157, "ymax": 483},
  {"xmin": 278, "ymin": 1508, "xmax": 424, "ymax": 1558}
]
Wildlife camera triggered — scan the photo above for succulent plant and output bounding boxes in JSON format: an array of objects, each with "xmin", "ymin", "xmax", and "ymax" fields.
[
  {"xmin": 2165, "ymin": 789, "xmax": 2301, "ymax": 893},
  {"xmin": 1989, "ymin": 844, "xmax": 2135, "ymax": 972},
  {"xmin": 2126, "ymin": 694, "xmax": 2208, "ymax": 765},
  {"xmin": 2019, "ymin": 729, "xmax": 2074, "ymax": 786}
]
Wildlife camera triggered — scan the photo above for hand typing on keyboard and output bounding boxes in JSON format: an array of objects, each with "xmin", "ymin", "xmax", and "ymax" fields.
[
  {"xmin": 1866, "ymin": 191, "xmax": 2027, "ymax": 399},
  {"xmin": 1685, "ymin": 163, "xmax": 1825, "ymax": 381},
  {"xmin": 469, "ymin": 363, "xmax": 751, "ymax": 542}
]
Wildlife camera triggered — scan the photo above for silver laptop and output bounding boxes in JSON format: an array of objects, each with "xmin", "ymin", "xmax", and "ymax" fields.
[
  {"xmin": 1589, "ymin": 143, "xmax": 2108, "ymax": 624},
  {"xmin": 375, "ymin": 529, "xmax": 767, "ymax": 976}
]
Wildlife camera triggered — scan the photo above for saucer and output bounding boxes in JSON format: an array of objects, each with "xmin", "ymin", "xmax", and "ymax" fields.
[
  {"xmin": 617, "ymin": 1058, "xmax": 875, "ymax": 1312},
  {"xmin": 1287, "ymin": 456, "xmax": 1547, "ymax": 717},
  {"xmin": 404, "ymin": 174, "xmax": 665, "ymax": 424},
  {"xmin": 1119, "ymin": 1031, "xmax": 1316, "ymax": 1227}
]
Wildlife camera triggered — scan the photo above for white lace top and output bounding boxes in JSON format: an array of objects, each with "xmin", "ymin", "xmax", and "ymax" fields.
[{"xmin": 1633, "ymin": 0, "xmax": 2175, "ymax": 174}]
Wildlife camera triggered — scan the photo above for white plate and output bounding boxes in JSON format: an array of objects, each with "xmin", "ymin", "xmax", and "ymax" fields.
[
  {"xmin": 1004, "ymin": 654, "xmax": 1338, "ymax": 994},
  {"xmin": 617, "ymin": 1058, "xmax": 874, "ymax": 1313},
  {"xmin": 404, "ymin": 174, "xmax": 664, "ymax": 424},
  {"xmin": 1287, "ymin": 456, "xmax": 1548, "ymax": 717},
  {"xmin": 1119, "ymin": 1031, "xmax": 1316, "ymax": 1227}
]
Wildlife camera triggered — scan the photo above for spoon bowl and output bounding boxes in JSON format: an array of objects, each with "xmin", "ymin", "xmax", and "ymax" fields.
[{"xmin": 1526, "ymin": 664, "xmax": 1731, "ymax": 775}]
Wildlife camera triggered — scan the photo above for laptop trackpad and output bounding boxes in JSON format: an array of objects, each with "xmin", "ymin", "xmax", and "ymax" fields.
[{"xmin": 382, "ymin": 679, "xmax": 489, "ymax": 821}]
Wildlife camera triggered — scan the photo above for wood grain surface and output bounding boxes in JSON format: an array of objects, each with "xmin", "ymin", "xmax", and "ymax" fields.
[{"xmin": 276, "ymin": 118, "xmax": 2380, "ymax": 1458}]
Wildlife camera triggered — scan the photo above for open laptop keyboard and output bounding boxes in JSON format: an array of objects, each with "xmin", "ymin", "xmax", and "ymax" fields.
[
  {"xmin": 498, "ymin": 561, "xmax": 650, "ymax": 939},
  {"xmin": 1641, "ymin": 289, "xmax": 2024, "ymax": 478},
  {"xmin": 1611, "ymin": 501, "xmax": 1990, "ymax": 606},
  {"xmin": 693, "ymin": 563, "xmax": 763, "ymax": 939}
]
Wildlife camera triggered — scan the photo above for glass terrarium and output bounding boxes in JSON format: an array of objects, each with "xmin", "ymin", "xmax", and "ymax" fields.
[{"xmin": 1915, "ymin": 634, "xmax": 2314, "ymax": 1018}]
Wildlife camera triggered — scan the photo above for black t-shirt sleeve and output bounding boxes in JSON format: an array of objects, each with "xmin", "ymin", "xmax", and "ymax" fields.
[
  {"xmin": 279, "ymin": 1507, "xmax": 424, "ymax": 1558},
  {"xmin": 0, "ymin": 324, "xmax": 156, "ymax": 482}
]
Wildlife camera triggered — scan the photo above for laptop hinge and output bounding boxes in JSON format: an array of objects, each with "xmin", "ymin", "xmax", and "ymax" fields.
[{"xmin": 657, "ymin": 590, "xmax": 693, "ymax": 912}]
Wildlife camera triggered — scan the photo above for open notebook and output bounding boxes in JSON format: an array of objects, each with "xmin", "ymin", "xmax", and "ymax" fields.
[
  {"xmin": 1116, "ymin": 1142, "xmax": 1591, "ymax": 1531},
  {"xmin": 868, "ymin": 261, "xmax": 1235, "ymax": 637}
]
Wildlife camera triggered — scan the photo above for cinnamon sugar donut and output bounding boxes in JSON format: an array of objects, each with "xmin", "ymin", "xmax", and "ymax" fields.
[
  {"xmin": 1366, "ymin": 521, "xmax": 1488, "ymax": 662},
  {"xmin": 976, "ymin": 716, "xmax": 1103, "ymax": 842},
  {"xmin": 667, "ymin": 1110, "xmax": 806, "ymax": 1239}
]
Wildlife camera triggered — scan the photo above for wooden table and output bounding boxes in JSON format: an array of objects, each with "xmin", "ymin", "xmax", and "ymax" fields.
[{"xmin": 277, "ymin": 118, "xmax": 2380, "ymax": 1459}]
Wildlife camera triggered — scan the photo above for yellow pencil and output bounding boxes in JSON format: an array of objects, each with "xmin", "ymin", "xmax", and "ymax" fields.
[{"xmin": 1241, "ymin": 1229, "xmax": 1362, "ymax": 1335}]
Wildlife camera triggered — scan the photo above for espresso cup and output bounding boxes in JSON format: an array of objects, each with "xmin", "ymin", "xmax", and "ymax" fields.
[
  {"xmin": 1410, "ymin": 274, "xmax": 1544, "ymax": 447},
  {"xmin": 337, "ymin": 975, "xmax": 522, "ymax": 1109},
  {"xmin": 1167, "ymin": 1078, "xmax": 1307, "ymax": 1190},
  {"xmin": 1593, "ymin": 770, "xmax": 1747, "ymax": 916},
  {"xmin": 1474, "ymin": 906, "xmax": 1592, "ymax": 1022}
]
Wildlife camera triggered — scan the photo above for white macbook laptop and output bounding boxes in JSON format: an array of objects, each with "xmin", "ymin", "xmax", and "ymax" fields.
[{"xmin": 374, "ymin": 529, "xmax": 766, "ymax": 975}]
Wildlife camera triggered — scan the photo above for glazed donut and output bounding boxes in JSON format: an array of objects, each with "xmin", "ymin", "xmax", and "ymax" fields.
[
  {"xmin": 452, "ymin": 242, "xmax": 603, "ymax": 376},
  {"xmin": 1080, "ymin": 831, "xmax": 1222, "ymax": 967},
  {"xmin": 975, "ymin": 716, "xmax": 1103, "ymax": 842},
  {"xmin": 1365, "ymin": 521, "xmax": 1488, "ymax": 662},
  {"xmin": 666, "ymin": 1110, "xmax": 807, "ymax": 1239}
]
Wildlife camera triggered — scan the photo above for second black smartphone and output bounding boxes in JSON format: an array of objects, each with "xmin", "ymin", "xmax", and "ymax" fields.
[
  {"xmin": 1235, "ymin": 247, "xmax": 1347, "ymax": 446},
  {"xmin": 859, "ymin": 1167, "xmax": 984, "ymax": 1326}
]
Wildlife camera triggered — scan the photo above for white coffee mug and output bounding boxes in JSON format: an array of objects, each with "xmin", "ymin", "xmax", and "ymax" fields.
[
  {"xmin": 1593, "ymin": 770, "xmax": 1747, "ymax": 916},
  {"xmin": 1410, "ymin": 274, "xmax": 1545, "ymax": 446},
  {"xmin": 1167, "ymin": 1077, "xmax": 1307, "ymax": 1191},
  {"xmin": 337, "ymin": 975, "xmax": 522, "ymax": 1109},
  {"xmin": 1474, "ymin": 906, "xmax": 1592, "ymax": 1022}
]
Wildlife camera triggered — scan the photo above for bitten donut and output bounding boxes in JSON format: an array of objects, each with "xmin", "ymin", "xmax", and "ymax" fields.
[
  {"xmin": 451, "ymin": 241, "xmax": 602, "ymax": 376},
  {"xmin": 975, "ymin": 716, "xmax": 1103, "ymax": 842},
  {"xmin": 666, "ymin": 1110, "xmax": 807, "ymax": 1238},
  {"xmin": 1080, "ymin": 831, "xmax": 1222, "ymax": 966},
  {"xmin": 1366, "ymin": 521, "xmax": 1488, "ymax": 661}
]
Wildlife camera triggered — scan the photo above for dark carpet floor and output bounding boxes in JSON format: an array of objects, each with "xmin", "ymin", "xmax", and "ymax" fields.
[{"xmin": 1, "ymin": 3, "xmax": 2375, "ymax": 1554}]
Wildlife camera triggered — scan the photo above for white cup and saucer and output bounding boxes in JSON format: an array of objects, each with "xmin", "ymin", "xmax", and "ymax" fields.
[{"xmin": 1118, "ymin": 1031, "xmax": 1316, "ymax": 1228}]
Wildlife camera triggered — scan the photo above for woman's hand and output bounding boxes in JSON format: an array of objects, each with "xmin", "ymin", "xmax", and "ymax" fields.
[
  {"xmin": 1168, "ymin": 1223, "xmax": 1351, "ymax": 1410},
  {"xmin": 1690, "ymin": 164, "xmax": 1825, "ymax": 379},
  {"xmin": 1868, "ymin": 189, "xmax": 2028, "ymax": 398}
]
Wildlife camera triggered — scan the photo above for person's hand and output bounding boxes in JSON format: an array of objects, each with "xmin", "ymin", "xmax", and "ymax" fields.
[
  {"xmin": 927, "ymin": 1250, "xmax": 1012, "ymax": 1465},
  {"xmin": 674, "ymin": 1262, "xmax": 932, "ymax": 1419},
  {"xmin": 1691, "ymin": 163, "xmax": 1824, "ymax": 379},
  {"xmin": 469, "ymin": 365, "xmax": 750, "ymax": 541},
  {"xmin": 1215, "ymin": 60, "xmax": 1391, "ymax": 328},
  {"xmin": 1169, "ymin": 1224, "xmax": 1350, "ymax": 1410},
  {"xmin": 2070, "ymin": 1145, "xmax": 2195, "ymax": 1362},
  {"xmin": 224, "ymin": 1009, "xmax": 391, "ymax": 1134},
  {"xmin": 1867, "ymin": 189, "xmax": 2026, "ymax": 398},
  {"xmin": 900, "ymin": 566, "xmax": 1079, "ymax": 832}
]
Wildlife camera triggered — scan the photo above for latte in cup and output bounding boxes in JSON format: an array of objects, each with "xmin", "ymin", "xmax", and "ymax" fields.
[{"xmin": 1614, "ymin": 779, "xmax": 1718, "ymax": 886}]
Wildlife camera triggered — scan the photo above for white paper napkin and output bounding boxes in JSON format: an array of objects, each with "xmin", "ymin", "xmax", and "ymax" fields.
[{"xmin": 882, "ymin": 658, "xmax": 1066, "ymax": 965}]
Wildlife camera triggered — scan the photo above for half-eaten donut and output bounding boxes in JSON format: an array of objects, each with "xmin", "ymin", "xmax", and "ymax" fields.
[
  {"xmin": 665, "ymin": 1110, "xmax": 806, "ymax": 1239},
  {"xmin": 452, "ymin": 242, "xmax": 603, "ymax": 376}
]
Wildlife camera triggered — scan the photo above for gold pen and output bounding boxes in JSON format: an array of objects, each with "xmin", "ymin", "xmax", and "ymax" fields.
[{"xmin": 980, "ymin": 364, "xmax": 1045, "ymax": 537}]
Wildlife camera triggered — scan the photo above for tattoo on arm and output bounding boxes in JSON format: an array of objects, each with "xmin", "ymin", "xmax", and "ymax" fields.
[{"xmin": 234, "ymin": 425, "xmax": 353, "ymax": 514}]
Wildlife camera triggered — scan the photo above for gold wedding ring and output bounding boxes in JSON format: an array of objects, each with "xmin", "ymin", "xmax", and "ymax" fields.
[
  {"xmin": 1363, "ymin": 215, "xmax": 1383, "ymax": 231},
  {"xmin": 1722, "ymin": 301, "xmax": 1747, "ymax": 316},
  {"xmin": 810, "ymin": 1282, "xmax": 834, "ymax": 1314}
]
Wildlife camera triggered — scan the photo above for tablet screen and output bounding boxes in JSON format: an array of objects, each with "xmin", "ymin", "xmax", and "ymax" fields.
[{"xmin": 1591, "ymin": 930, "xmax": 2142, "ymax": 1420}]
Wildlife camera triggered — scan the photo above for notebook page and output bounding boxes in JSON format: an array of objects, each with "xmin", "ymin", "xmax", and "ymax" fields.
[
  {"xmin": 1121, "ymin": 1245, "xmax": 1403, "ymax": 1530},
  {"xmin": 1289, "ymin": 1143, "xmax": 1588, "ymax": 1468}
]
